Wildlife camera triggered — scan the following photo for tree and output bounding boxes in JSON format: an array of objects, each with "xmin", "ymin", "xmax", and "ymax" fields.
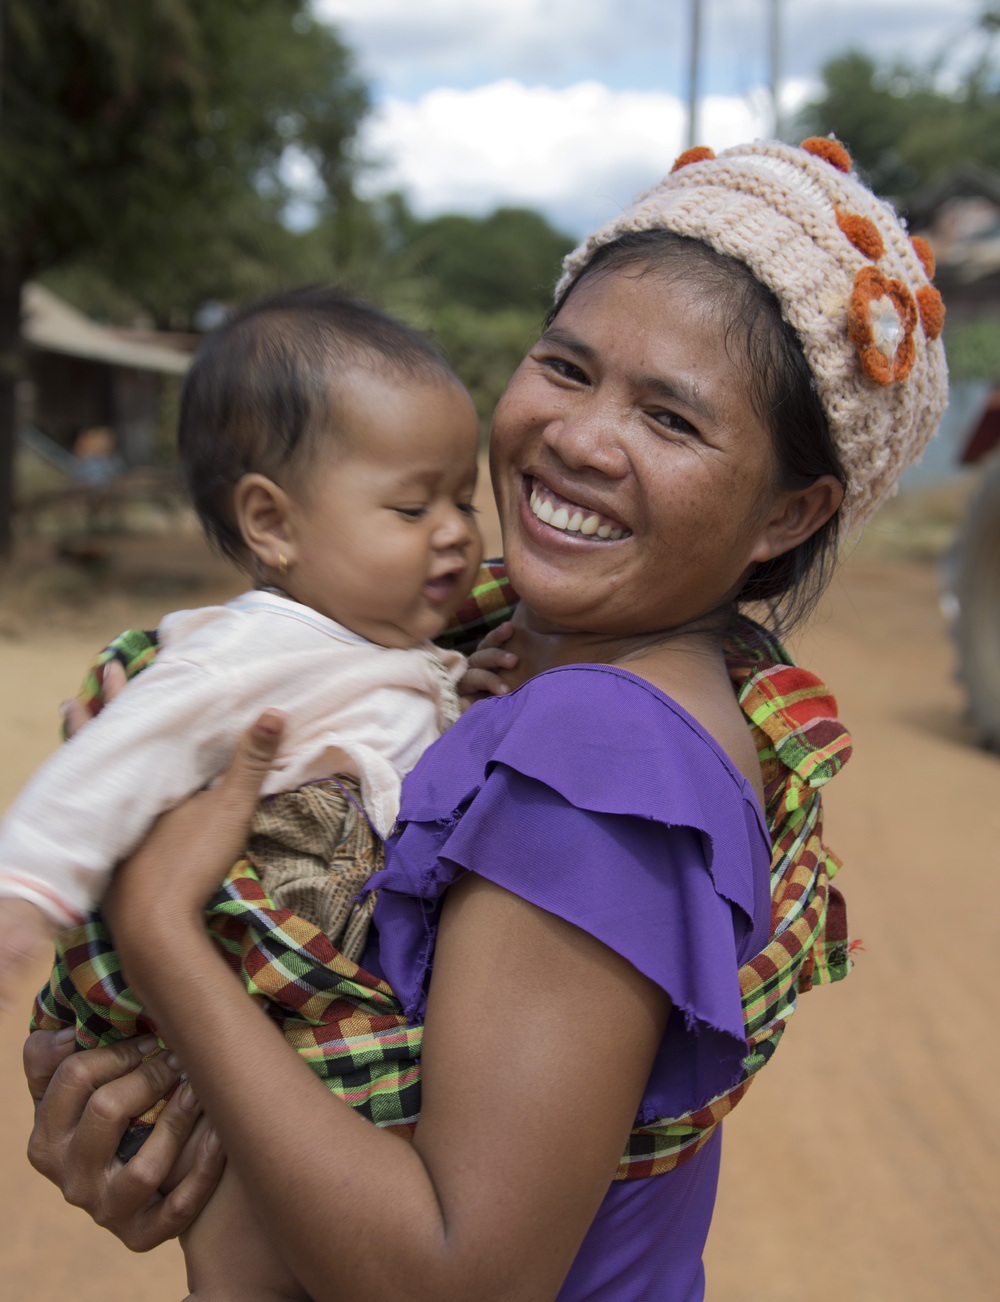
[
  {"xmin": 0, "ymin": 0, "xmax": 369, "ymax": 556},
  {"xmin": 796, "ymin": 12, "xmax": 1000, "ymax": 200},
  {"xmin": 400, "ymin": 207, "xmax": 574, "ymax": 315},
  {"xmin": 348, "ymin": 200, "xmax": 572, "ymax": 429}
]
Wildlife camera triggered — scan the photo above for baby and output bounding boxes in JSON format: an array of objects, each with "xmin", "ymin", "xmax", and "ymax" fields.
[{"xmin": 0, "ymin": 286, "xmax": 484, "ymax": 1009}]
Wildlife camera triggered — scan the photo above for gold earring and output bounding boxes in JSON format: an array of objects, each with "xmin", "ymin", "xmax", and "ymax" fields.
[{"xmin": 277, "ymin": 553, "xmax": 288, "ymax": 576}]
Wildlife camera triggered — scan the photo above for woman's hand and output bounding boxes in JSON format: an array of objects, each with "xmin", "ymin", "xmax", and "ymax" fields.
[
  {"xmin": 105, "ymin": 710, "xmax": 286, "ymax": 951},
  {"xmin": 457, "ymin": 622, "xmax": 517, "ymax": 708},
  {"xmin": 24, "ymin": 1030, "xmax": 225, "ymax": 1251}
]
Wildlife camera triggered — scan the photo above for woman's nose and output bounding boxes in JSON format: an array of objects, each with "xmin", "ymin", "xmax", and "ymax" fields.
[{"xmin": 541, "ymin": 403, "xmax": 629, "ymax": 478}]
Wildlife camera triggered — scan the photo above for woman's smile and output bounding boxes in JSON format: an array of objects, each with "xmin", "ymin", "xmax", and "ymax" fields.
[{"xmin": 526, "ymin": 475, "xmax": 631, "ymax": 540}]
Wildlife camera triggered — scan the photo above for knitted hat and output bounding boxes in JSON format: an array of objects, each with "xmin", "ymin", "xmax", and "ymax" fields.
[{"xmin": 556, "ymin": 138, "xmax": 948, "ymax": 533}]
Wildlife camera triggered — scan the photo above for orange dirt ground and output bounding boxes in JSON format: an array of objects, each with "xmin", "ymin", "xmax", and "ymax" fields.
[{"xmin": 0, "ymin": 500, "xmax": 997, "ymax": 1300}]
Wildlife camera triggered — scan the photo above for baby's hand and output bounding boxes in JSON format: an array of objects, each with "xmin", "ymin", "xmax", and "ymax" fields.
[
  {"xmin": 0, "ymin": 897, "xmax": 58, "ymax": 1013},
  {"xmin": 457, "ymin": 621, "xmax": 519, "ymax": 709},
  {"xmin": 61, "ymin": 657, "xmax": 128, "ymax": 738}
]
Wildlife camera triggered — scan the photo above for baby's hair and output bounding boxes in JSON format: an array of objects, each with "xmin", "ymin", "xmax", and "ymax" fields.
[
  {"xmin": 551, "ymin": 231, "xmax": 845, "ymax": 631},
  {"xmin": 179, "ymin": 286, "xmax": 460, "ymax": 566}
]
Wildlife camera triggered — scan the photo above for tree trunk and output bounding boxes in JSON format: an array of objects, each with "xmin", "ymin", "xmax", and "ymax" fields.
[{"xmin": 0, "ymin": 261, "xmax": 25, "ymax": 560}]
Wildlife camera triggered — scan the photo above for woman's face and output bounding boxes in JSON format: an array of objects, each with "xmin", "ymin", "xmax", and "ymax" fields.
[{"xmin": 490, "ymin": 263, "xmax": 789, "ymax": 638}]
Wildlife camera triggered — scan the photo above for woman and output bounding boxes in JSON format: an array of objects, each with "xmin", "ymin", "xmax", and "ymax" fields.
[{"xmin": 23, "ymin": 138, "xmax": 947, "ymax": 1300}]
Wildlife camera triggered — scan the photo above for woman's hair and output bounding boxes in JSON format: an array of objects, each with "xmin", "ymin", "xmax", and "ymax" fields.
[
  {"xmin": 179, "ymin": 286, "xmax": 457, "ymax": 566},
  {"xmin": 550, "ymin": 231, "xmax": 845, "ymax": 631}
]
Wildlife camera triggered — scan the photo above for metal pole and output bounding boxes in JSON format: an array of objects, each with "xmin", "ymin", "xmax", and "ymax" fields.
[
  {"xmin": 686, "ymin": 0, "xmax": 702, "ymax": 148},
  {"xmin": 768, "ymin": 0, "xmax": 782, "ymax": 139}
]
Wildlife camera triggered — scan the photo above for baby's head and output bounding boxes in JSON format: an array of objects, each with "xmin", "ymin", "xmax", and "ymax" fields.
[{"xmin": 179, "ymin": 287, "xmax": 483, "ymax": 648}]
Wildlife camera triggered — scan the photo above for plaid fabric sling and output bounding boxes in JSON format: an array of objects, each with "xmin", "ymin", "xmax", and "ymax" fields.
[{"xmin": 33, "ymin": 562, "xmax": 852, "ymax": 1175}]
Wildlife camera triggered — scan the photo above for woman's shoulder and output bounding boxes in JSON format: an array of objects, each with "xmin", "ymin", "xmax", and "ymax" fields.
[
  {"xmin": 401, "ymin": 663, "xmax": 767, "ymax": 846},
  {"xmin": 378, "ymin": 666, "xmax": 772, "ymax": 1108}
]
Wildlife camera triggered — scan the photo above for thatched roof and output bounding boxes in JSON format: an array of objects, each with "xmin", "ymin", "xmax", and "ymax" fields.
[{"xmin": 21, "ymin": 284, "xmax": 193, "ymax": 375}]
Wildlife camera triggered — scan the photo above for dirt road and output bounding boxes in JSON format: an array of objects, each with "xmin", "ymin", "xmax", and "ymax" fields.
[{"xmin": 0, "ymin": 536, "xmax": 996, "ymax": 1300}]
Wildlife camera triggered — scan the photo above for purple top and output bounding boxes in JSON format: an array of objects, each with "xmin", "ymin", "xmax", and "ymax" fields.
[{"xmin": 365, "ymin": 665, "xmax": 772, "ymax": 1300}]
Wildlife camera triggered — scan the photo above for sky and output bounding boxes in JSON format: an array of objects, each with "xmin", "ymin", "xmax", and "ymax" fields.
[{"xmin": 311, "ymin": 0, "xmax": 987, "ymax": 237}]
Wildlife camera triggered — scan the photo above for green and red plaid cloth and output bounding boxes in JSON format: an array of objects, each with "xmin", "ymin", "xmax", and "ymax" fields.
[{"xmin": 33, "ymin": 562, "xmax": 852, "ymax": 1177}]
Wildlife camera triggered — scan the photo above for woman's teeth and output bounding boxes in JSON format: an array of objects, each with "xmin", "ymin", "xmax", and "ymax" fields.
[{"xmin": 529, "ymin": 485, "xmax": 626, "ymax": 539}]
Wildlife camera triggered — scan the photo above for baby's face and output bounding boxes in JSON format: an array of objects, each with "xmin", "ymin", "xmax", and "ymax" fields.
[{"xmin": 285, "ymin": 370, "xmax": 483, "ymax": 648}]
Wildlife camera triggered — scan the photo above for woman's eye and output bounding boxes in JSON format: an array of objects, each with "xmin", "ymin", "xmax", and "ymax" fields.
[
  {"xmin": 650, "ymin": 409, "xmax": 698, "ymax": 437},
  {"xmin": 541, "ymin": 356, "xmax": 589, "ymax": 384}
]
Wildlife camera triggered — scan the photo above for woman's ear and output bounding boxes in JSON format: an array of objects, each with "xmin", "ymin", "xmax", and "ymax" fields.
[
  {"xmin": 750, "ymin": 474, "xmax": 845, "ymax": 564},
  {"xmin": 232, "ymin": 474, "xmax": 297, "ymax": 573}
]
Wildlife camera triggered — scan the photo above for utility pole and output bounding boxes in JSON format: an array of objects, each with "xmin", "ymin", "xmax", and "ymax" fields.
[
  {"xmin": 768, "ymin": 0, "xmax": 782, "ymax": 139},
  {"xmin": 686, "ymin": 0, "xmax": 703, "ymax": 148}
]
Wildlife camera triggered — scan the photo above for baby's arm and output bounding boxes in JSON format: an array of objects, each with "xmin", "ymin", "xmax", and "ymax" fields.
[
  {"xmin": 456, "ymin": 620, "xmax": 518, "ymax": 708},
  {"xmin": 0, "ymin": 650, "xmax": 237, "ymax": 933},
  {"xmin": 181, "ymin": 1163, "xmax": 309, "ymax": 1302},
  {"xmin": 0, "ymin": 659, "xmax": 136, "ymax": 1013},
  {"xmin": 0, "ymin": 897, "xmax": 56, "ymax": 1011}
]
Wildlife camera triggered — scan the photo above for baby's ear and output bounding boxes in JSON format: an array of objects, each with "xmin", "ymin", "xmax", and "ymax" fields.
[{"xmin": 232, "ymin": 474, "xmax": 295, "ymax": 572}]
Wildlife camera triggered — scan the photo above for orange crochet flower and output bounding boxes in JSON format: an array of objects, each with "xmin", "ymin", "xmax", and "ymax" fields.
[
  {"xmin": 848, "ymin": 266, "xmax": 918, "ymax": 385},
  {"xmin": 916, "ymin": 285, "xmax": 945, "ymax": 340},
  {"xmin": 835, "ymin": 209, "xmax": 884, "ymax": 261},
  {"xmin": 801, "ymin": 136, "xmax": 852, "ymax": 173},
  {"xmin": 671, "ymin": 146, "xmax": 715, "ymax": 173},
  {"xmin": 910, "ymin": 235, "xmax": 936, "ymax": 279}
]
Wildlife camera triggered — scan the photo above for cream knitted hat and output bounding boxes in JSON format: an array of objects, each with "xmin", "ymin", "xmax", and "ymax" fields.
[{"xmin": 556, "ymin": 138, "xmax": 948, "ymax": 533}]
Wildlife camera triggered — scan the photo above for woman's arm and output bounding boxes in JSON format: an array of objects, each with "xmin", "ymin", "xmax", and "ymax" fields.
[{"xmin": 109, "ymin": 717, "xmax": 672, "ymax": 1302}]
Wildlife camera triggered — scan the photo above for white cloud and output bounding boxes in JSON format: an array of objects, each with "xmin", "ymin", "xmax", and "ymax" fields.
[
  {"xmin": 314, "ymin": 0, "xmax": 642, "ymax": 86},
  {"xmin": 315, "ymin": 0, "xmax": 984, "ymax": 94},
  {"xmin": 356, "ymin": 79, "xmax": 810, "ymax": 236},
  {"xmin": 309, "ymin": 0, "xmax": 984, "ymax": 234}
]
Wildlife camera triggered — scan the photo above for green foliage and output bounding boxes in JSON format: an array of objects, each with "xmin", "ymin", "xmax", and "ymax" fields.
[
  {"xmin": 796, "ymin": 23, "xmax": 1000, "ymax": 200},
  {"xmin": 945, "ymin": 318, "xmax": 1000, "ymax": 382},
  {"xmin": 1, "ymin": 0, "xmax": 369, "ymax": 324},
  {"xmin": 399, "ymin": 208, "xmax": 574, "ymax": 314},
  {"xmin": 424, "ymin": 304, "xmax": 540, "ymax": 431},
  {"xmin": 791, "ymin": 0, "xmax": 1000, "ymax": 200},
  {"xmin": 795, "ymin": 53, "xmax": 947, "ymax": 196},
  {"xmin": 0, "ymin": 0, "xmax": 372, "ymax": 552},
  {"xmin": 359, "ymin": 202, "xmax": 569, "ymax": 428},
  {"xmin": 0, "ymin": 0, "xmax": 570, "ymax": 543}
]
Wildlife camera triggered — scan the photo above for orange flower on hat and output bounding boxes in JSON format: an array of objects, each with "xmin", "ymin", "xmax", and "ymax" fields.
[
  {"xmin": 916, "ymin": 285, "xmax": 945, "ymax": 340},
  {"xmin": 835, "ymin": 209, "xmax": 884, "ymax": 261},
  {"xmin": 848, "ymin": 266, "xmax": 918, "ymax": 385},
  {"xmin": 801, "ymin": 136, "xmax": 852, "ymax": 173},
  {"xmin": 671, "ymin": 146, "xmax": 715, "ymax": 173},
  {"xmin": 910, "ymin": 236, "xmax": 936, "ymax": 279}
]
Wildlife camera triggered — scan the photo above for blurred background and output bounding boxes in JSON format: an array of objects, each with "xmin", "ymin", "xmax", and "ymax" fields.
[{"xmin": 1, "ymin": 2, "xmax": 998, "ymax": 1298}]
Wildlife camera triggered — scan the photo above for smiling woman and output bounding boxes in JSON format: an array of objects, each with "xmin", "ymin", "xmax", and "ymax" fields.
[
  {"xmin": 25, "ymin": 139, "xmax": 947, "ymax": 1302},
  {"xmin": 491, "ymin": 262, "xmax": 839, "ymax": 644}
]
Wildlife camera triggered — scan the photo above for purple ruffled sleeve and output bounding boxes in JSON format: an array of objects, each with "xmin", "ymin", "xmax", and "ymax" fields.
[{"xmin": 366, "ymin": 665, "xmax": 772, "ymax": 1121}]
